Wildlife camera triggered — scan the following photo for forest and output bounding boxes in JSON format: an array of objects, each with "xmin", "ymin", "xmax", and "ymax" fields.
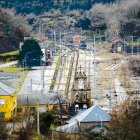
[
  {"xmin": 0, "ymin": 0, "xmax": 140, "ymax": 53},
  {"xmin": 0, "ymin": 0, "xmax": 116, "ymax": 15}
]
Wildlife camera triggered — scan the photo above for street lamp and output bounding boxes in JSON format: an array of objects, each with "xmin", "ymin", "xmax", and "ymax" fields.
[
  {"xmin": 96, "ymin": 114, "xmax": 103, "ymax": 130},
  {"xmin": 24, "ymin": 51, "xmax": 32, "ymax": 68},
  {"xmin": 19, "ymin": 59, "xmax": 25, "ymax": 76}
]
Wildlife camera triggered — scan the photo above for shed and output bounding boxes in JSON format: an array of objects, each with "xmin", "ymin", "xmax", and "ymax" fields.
[{"xmin": 112, "ymin": 37, "xmax": 125, "ymax": 53}]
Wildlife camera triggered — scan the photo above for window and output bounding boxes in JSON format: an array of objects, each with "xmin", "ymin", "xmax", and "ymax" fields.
[
  {"xmin": 17, "ymin": 108, "xmax": 22, "ymax": 112},
  {"xmin": 38, "ymin": 107, "xmax": 46, "ymax": 112},
  {"xmin": 75, "ymin": 92, "xmax": 79, "ymax": 102},
  {"xmin": 78, "ymin": 79, "xmax": 84, "ymax": 89},
  {"xmin": 30, "ymin": 107, "xmax": 36, "ymax": 112},
  {"xmin": 0, "ymin": 99, "xmax": 5, "ymax": 105},
  {"xmin": 0, "ymin": 112, "xmax": 5, "ymax": 119}
]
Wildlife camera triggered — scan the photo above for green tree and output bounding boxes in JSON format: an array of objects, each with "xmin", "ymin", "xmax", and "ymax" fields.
[
  {"xmin": 75, "ymin": 17, "xmax": 91, "ymax": 30},
  {"xmin": 19, "ymin": 39, "xmax": 43, "ymax": 67},
  {"xmin": 37, "ymin": 112, "xmax": 54, "ymax": 136},
  {"xmin": 0, "ymin": 123, "xmax": 9, "ymax": 140}
]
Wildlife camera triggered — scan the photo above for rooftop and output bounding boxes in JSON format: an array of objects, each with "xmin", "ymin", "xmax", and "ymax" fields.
[
  {"xmin": 67, "ymin": 105, "xmax": 111, "ymax": 123},
  {"xmin": 0, "ymin": 81, "xmax": 15, "ymax": 95},
  {"xmin": 55, "ymin": 122, "xmax": 79, "ymax": 134},
  {"xmin": 17, "ymin": 92, "xmax": 69, "ymax": 106},
  {"xmin": 112, "ymin": 37, "xmax": 124, "ymax": 44}
]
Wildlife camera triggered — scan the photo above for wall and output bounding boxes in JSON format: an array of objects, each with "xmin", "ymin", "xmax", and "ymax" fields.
[
  {"xmin": 80, "ymin": 122, "xmax": 108, "ymax": 131},
  {"xmin": 52, "ymin": 130, "xmax": 88, "ymax": 140},
  {"xmin": 0, "ymin": 93, "xmax": 17, "ymax": 120}
]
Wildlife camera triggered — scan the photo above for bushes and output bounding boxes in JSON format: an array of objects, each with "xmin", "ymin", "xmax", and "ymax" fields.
[{"xmin": 75, "ymin": 17, "xmax": 91, "ymax": 30}]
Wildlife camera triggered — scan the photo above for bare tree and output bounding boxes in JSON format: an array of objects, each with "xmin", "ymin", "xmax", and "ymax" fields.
[{"xmin": 88, "ymin": 0, "xmax": 140, "ymax": 38}]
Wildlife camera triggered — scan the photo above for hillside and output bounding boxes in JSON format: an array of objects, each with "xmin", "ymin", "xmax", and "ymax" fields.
[
  {"xmin": 0, "ymin": 0, "xmax": 139, "ymax": 54},
  {"xmin": 0, "ymin": 10, "xmax": 24, "ymax": 54},
  {"xmin": 0, "ymin": 0, "xmax": 116, "ymax": 15}
]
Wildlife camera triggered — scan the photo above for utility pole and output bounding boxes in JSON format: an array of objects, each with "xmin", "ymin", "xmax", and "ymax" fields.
[
  {"xmin": 84, "ymin": 50, "xmax": 86, "ymax": 73},
  {"xmin": 59, "ymin": 32, "xmax": 62, "ymax": 46},
  {"xmin": 64, "ymin": 31, "xmax": 66, "ymax": 47},
  {"xmin": 30, "ymin": 79, "xmax": 32, "ymax": 92},
  {"xmin": 88, "ymin": 51, "xmax": 91, "ymax": 88},
  {"xmin": 38, "ymin": 23, "xmax": 41, "ymax": 37},
  {"xmin": 109, "ymin": 89, "xmax": 112, "ymax": 109},
  {"xmin": 54, "ymin": 30, "xmax": 56, "ymax": 55},
  {"xmin": 27, "ymin": 96, "xmax": 30, "ymax": 120},
  {"xmin": 93, "ymin": 35, "xmax": 97, "ymax": 104},
  {"xmin": 37, "ymin": 105, "xmax": 40, "ymax": 135},
  {"xmin": 41, "ymin": 63, "xmax": 45, "ymax": 93}
]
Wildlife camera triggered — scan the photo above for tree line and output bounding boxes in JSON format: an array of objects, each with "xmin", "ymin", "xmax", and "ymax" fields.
[
  {"xmin": 0, "ymin": 0, "xmax": 116, "ymax": 15},
  {"xmin": 87, "ymin": 0, "xmax": 140, "ymax": 38}
]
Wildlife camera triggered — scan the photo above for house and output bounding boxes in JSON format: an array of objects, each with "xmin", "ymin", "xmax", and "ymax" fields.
[
  {"xmin": 52, "ymin": 105, "xmax": 111, "ymax": 140},
  {"xmin": 66, "ymin": 105, "xmax": 111, "ymax": 131},
  {"xmin": 0, "ymin": 82, "xmax": 17, "ymax": 120},
  {"xmin": 112, "ymin": 37, "xmax": 125, "ymax": 53},
  {"xmin": 17, "ymin": 93, "xmax": 69, "ymax": 116}
]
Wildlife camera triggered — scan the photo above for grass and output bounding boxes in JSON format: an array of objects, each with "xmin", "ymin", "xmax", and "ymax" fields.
[
  {"xmin": 129, "ymin": 41, "xmax": 140, "ymax": 46},
  {"xmin": 64, "ymin": 56, "xmax": 73, "ymax": 95},
  {"xmin": 49, "ymin": 56, "xmax": 61, "ymax": 92},
  {"xmin": 54, "ymin": 56, "xmax": 61, "ymax": 69},
  {"xmin": 0, "ymin": 67, "xmax": 23, "ymax": 72},
  {"xmin": 15, "ymin": 71, "xmax": 28, "ymax": 91},
  {"xmin": 50, "ymin": 123, "xmax": 56, "ymax": 129},
  {"xmin": 0, "ymin": 68, "xmax": 24, "ymax": 77},
  {"xmin": 0, "ymin": 50, "xmax": 19, "ymax": 57}
]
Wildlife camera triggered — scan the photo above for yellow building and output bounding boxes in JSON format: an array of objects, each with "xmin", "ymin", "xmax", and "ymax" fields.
[
  {"xmin": 0, "ymin": 82, "xmax": 17, "ymax": 120},
  {"xmin": 17, "ymin": 93, "xmax": 68, "ymax": 116}
]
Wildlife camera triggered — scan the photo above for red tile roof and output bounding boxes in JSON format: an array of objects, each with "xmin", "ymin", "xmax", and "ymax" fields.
[{"xmin": 112, "ymin": 37, "xmax": 124, "ymax": 44}]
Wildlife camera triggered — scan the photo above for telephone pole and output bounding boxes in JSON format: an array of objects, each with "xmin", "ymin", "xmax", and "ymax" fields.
[
  {"xmin": 93, "ymin": 35, "xmax": 97, "ymax": 104},
  {"xmin": 41, "ymin": 62, "xmax": 45, "ymax": 93},
  {"xmin": 37, "ymin": 104, "xmax": 40, "ymax": 135}
]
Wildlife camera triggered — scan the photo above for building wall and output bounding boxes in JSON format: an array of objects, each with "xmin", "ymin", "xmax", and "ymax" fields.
[
  {"xmin": 52, "ymin": 130, "xmax": 88, "ymax": 140},
  {"xmin": 17, "ymin": 105, "xmax": 47, "ymax": 116},
  {"xmin": 71, "ymin": 75, "xmax": 92, "ymax": 107},
  {"xmin": 112, "ymin": 41, "xmax": 125, "ymax": 53},
  {"xmin": 0, "ymin": 93, "xmax": 17, "ymax": 120},
  {"xmin": 17, "ymin": 104, "xmax": 67, "ymax": 116},
  {"xmin": 80, "ymin": 122, "xmax": 108, "ymax": 131}
]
